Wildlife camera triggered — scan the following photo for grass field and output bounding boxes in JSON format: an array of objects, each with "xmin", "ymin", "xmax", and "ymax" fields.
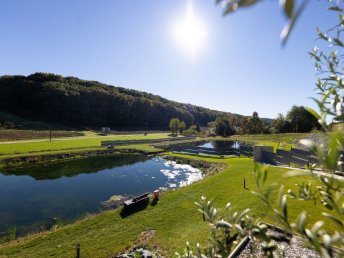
[
  {"xmin": 0, "ymin": 133, "xmax": 171, "ymax": 156},
  {"xmin": 0, "ymin": 156, "xmax": 340, "ymax": 257},
  {"xmin": 0, "ymin": 131, "xmax": 315, "ymax": 158},
  {"xmin": 229, "ymin": 132, "xmax": 313, "ymax": 150}
]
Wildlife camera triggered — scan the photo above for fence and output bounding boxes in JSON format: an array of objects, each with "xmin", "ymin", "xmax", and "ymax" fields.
[
  {"xmin": 240, "ymin": 144, "xmax": 254, "ymax": 157},
  {"xmin": 101, "ymin": 136, "xmax": 196, "ymax": 147},
  {"xmin": 260, "ymin": 147, "xmax": 344, "ymax": 172}
]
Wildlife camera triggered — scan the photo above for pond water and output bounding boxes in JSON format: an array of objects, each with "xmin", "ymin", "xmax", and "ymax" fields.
[
  {"xmin": 196, "ymin": 140, "xmax": 240, "ymax": 149},
  {"xmin": 0, "ymin": 154, "xmax": 202, "ymax": 236}
]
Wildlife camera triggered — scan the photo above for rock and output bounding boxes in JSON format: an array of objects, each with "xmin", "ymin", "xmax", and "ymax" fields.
[
  {"xmin": 99, "ymin": 195, "xmax": 129, "ymax": 210},
  {"xmin": 114, "ymin": 246, "xmax": 162, "ymax": 258}
]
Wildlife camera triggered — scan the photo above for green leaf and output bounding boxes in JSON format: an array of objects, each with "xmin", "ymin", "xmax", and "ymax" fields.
[
  {"xmin": 280, "ymin": 0, "xmax": 309, "ymax": 46},
  {"xmin": 223, "ymin": 0, "xmax": 259, "ymax": 15},
  {"xmin": 295, "ymin": 211, "xmax": 307, "ymax": 232},
  {"xmin": 333, "ymin": 38, "xmax": 344, "ymax": 47},
  {"xmin": 262, "ymin": 169, "xmax": 268, "ymax": 184},
  {"xmin": 239, "ymin": 0, "xmax": 258, "ymax": 7},
  {"xmin": 311, "ymin": 221, "xmax": 324, "ymax": 234},
  {"xmin": 281, "ymin": 0, "xmax": 294, "ymax": 18},
  {"xmin": 322, "ymin": 212, "xmax": 344, "ymax": 229},
  {"xmin": 277, "ymin": 185, "xmax": 285, "ymax": 208},
  {"xmin": 306, "ymin": 107, "xmax": 321, "ymax": 120},
  {"xmin": 328, "ymin": 6, "xmax": 343, "ymax": 12},
  {"xmin": 216, "ymin": 220, "xmax": 232, "ymax": 229},
  {"xmin": 282, "ymin": 195, "xmax": 288, "ymax": 220}
]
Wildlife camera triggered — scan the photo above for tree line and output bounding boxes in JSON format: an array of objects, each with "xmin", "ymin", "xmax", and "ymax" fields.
[
  {"xmin": 211, "ymin": 106, "xmax": 320, "ymax": 137},
  {"xmin": 0, "ymin": 73, "xmax": 239, "ymax": 129},
  {"xmin": 175, "ymin": 106, "xmax": 320, "ymax": 137}
]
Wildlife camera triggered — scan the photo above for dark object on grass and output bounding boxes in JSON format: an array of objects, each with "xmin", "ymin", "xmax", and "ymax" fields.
[
  {"xmin": 151, "ymin": 190, "xmax": 160, "ymax": 206},
  {"xmin": 76, "ymin": 244, "xmax": 80, "ymax": 258},
  {"xmin": 151, "ymin": 198, "xmax": 158, "ymax": 206},
  {"xmin": 121, "ymin": 193, "xmax": 149, "ymax": 218}
]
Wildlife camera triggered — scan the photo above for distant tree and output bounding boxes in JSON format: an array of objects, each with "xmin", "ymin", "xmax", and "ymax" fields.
[
  {"xmin": 179, "ymin": 121, "xmax": 186, "ymax": 135},
  {"xmin": 183, "ymin": 125, "xmax": 199, "ymax": 136},
  {"xmin": 214, "ymin": 116, "xmax": 235, "ymax": 137},
  {"xmin": 271, "ymin": 113, "xmax": 292, "ymax": 133},
  {"xmin": 286, "ymin": 106, "xmax": 319, "ymax": 133},
  {"xmin": 195, "ymin": 123, "xmax": 201, "ymax": 132},
  {"xmin": 169, "ymin": 118, "xmax": 180, "ymax": 135},
  {"xmin": 248, "ymin": 111, "xmax": 263, "ymax": 134},
  {"xmin": 229, "ymin": 115, "xmax": 240, "ymax": 129},
  {"xmin": 262, "ymin": 123, "xmax": 271, "ymax": 134},
  {"xmin": 0, "ymin": 73, "xmax": 232, "ymax": 129},
  {"xmin": 238, "ymin": 116, "xmax": 249, "ymax": 135}
]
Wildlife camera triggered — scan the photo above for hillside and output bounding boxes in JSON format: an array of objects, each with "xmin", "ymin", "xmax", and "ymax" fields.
[{"xmin": 0, "ymin": 73, "xmax": 240, "ymax": 129}]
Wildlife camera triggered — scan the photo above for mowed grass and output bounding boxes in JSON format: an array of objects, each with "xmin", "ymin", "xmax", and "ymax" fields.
[
  {"xmin": 229, "ymin": 133, "xmax": 313, "ymax": 150},
  {"xmin": 0, "ymin": 133, "xmax": 170, "ymax": 156},
  {"xmin": 0, "ymin": 156, "xmax": 341, "ymax": 258}
]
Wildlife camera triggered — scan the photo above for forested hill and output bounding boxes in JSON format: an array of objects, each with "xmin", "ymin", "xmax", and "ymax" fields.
[{"xmin": 0, "ymin": 73, "xmax": 237, "ymax": 129}]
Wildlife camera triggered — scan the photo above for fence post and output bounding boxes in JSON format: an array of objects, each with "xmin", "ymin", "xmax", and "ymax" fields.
[{"xmin": 76, "ymin": 244, "xmax": 80, "ymax": 258}]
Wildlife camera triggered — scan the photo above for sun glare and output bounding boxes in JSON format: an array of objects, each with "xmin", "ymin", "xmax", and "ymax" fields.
[{"xmin": 172, "ymin": 1, "xmax": 207, "ymax": 62}]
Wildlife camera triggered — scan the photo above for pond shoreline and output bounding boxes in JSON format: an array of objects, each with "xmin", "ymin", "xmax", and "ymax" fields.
[
  {"xmin": 160, "ymin": 154, "xmax": 227, "ymax": 176},
  {"xmin": 0, "ymin": 153, "xmax": 220, "ymax": 242},
  {"xmin": 0, "ymin": 148, "xmax": 164, "ymax": 169},
  {"xmin": 0, "ymin": 138, "xmax": 241, "ymax": 169}
]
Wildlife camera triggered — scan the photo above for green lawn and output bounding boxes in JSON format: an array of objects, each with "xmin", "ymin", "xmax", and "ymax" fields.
[
  {"xmin": 0, "ymin": 156, "xmax": 339, "ymax": 258},
  {"xmin": 0, "ymin": 133, "xmax": 170, "ymax": 156},
  {"xmin": 229, "ymin": 133, "xmax": 313, "ymax": 150}
]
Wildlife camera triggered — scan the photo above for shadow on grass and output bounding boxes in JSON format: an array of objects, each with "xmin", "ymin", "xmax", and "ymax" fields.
[{"xmin": 150, "ymin": 198, "xmax": 159, "ymax": 206}]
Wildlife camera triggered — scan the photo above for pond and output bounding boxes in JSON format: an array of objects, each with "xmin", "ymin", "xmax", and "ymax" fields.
[
  {"xmin": 0, "ymin": 154, "xmax": 203, "ymax": 236},
  {"xmin": 196, "ymin": 140, "xmax": 240, "ymax": 149}
]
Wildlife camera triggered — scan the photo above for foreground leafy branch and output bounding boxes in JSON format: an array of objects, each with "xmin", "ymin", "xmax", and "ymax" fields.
[{"xmin": 177, "ymin": 1, "xmax": 344, "ymax": 256}]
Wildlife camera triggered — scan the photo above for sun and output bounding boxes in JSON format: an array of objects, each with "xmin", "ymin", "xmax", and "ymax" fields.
[{"xmin": 172, "ymin": 1, "xmax": 207, "ymax": 62}]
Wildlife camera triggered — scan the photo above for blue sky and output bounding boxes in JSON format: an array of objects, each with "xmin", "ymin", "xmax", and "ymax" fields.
[{"xmin": 0, "ymin": 0, "xmax": 336, "ymax": 118}]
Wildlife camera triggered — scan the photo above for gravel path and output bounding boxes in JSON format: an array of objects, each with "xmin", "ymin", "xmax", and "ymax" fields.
[
  {"xmin": 239, "ymin": 230, "xmax": 321, "ymax": 258},
  {"xmin": 294, "ymin": 133, "xmax": 329, "ymax": 150}
]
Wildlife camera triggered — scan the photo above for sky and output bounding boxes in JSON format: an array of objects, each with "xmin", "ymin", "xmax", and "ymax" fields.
[{"xmin": 0, "ymin": 0, "xmax": 337, "ymax": 119}]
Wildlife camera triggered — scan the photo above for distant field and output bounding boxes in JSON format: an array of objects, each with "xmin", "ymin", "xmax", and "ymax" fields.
[
  {"xmin": 0, "ymin": 133, "xmax": 171, "ymax": 156},
  {"xmin": 0, "ymin": 129, "xmax": 85, "ymax": 141}
]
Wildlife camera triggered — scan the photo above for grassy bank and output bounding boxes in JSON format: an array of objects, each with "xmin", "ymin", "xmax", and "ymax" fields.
[
  {"xmin": 0, "ymin": 146, "xmax": 164, "ymax": 170},
  {"xmin": 0, "ymin": 156, "xmax": 340, "ymax": 257}
]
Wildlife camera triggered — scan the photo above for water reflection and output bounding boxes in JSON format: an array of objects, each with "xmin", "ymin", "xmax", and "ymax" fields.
[
  {"xmin": 2, "ymin": 154, "xmax": 148, "ymax": 180},
  {"xmin": 197, "ymin": 141, "xmax": 239, "ymax": 150},
  {"xmin": 0, "ymin": 154, "xmax": 202, "ymax": 236}
]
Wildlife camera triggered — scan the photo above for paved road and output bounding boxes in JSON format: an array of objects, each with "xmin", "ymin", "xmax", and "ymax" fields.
[{"xmin": 268, "ymin": 164, "xmax": 344, "ymax": 181}]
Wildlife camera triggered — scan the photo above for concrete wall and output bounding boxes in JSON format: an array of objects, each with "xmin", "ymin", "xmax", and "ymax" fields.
[{"xmin": 253, "ymin": 146, "xmax": 274, "ymax": 162}]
